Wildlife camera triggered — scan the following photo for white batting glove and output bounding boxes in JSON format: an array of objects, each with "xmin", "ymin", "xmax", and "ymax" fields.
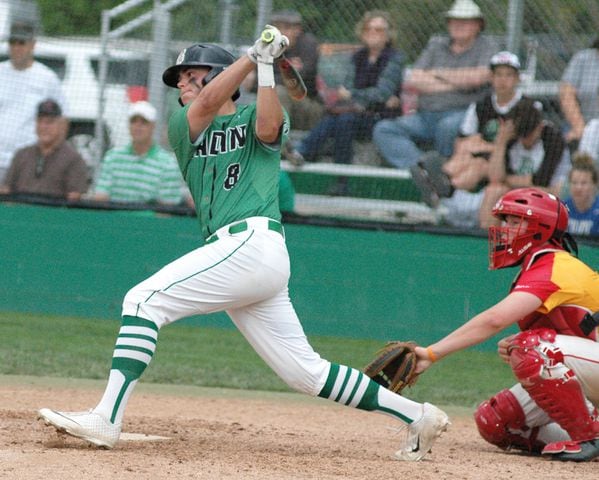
[{"xmin": 248, "ymin": 25, "xmax": 289, "ymax": 88}]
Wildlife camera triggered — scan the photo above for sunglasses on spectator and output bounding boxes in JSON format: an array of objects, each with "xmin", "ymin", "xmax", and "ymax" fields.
[
  {"xmin": 9, "ymin": 39, "xmax": 28, "ymax": 45},
  {"xmin": 363, "ymin": 25, "xmax": 387, "ymax": 33}
]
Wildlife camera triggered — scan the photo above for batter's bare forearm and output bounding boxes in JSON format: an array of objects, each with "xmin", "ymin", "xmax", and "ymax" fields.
[
  {"xmin": 193, "ymin": 57, "xmax": 255, "ymax": 113},
  {"xmin": 256, "ymin": 87, "xmax": 284, "ymax": 143}
]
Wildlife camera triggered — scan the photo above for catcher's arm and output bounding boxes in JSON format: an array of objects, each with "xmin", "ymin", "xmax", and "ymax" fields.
[{"xmin": 363, "ymin": 341, "xmax": 420, "ymax": 394}]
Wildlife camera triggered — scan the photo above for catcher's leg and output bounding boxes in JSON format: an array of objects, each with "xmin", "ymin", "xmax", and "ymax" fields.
[
  {"xmin": 474, "ymin": 387, "xmax": 562, "ymax": 453},
  {"xmin": 508, "ymin": 329, "xmax": 599, "ymax": 450}
]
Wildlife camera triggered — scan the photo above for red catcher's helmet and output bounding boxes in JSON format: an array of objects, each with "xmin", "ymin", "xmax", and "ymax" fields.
[{"xmin": 488, "ymin": 188, "xmax": 569, "ymax": 269}]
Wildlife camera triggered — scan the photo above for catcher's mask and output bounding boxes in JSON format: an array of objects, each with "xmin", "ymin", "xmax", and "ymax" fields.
[
  {"xmin": 488, "ymin": 188, "xmax": 576, "ymax": 270},
  {"xmin": 162, "ymin": 43, "xmax": 240, "ymax": 102}
]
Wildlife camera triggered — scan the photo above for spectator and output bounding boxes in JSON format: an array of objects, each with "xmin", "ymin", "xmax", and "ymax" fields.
[
  {"xmin": 242, "ymin": 9, "xmax": 323, "ymax": 164},
  {"xmin": 270, "ymin": 10, "xmax": 323, "ymax": 130},
  {"xmin": 559, "ymin": 37, "xmax": 599, "ymax": 147},
  {"xmin": 564, "ymin": 153, "xmax": 599, "ymax": 236},
  {"xmin": 296, "ymin": 10, "xmax": 403, "ymax": 195},
  {"xmin": 0, "ymin": 21, "xmax": 66, "ymax": 183},
  {"xmin": 372, "ymin": 0, "xmax": 495, "ymax": 169},
  {"xmin": 411, "ymin": 52, "xmax": 539, "ymax": 228},
  {"xmin": 478, "ymin": 98, "xmax": 571, "ymax": 228},
  {"xmin": 92, "ymin": 101, "xmax": 185, "ymax": 205},
  {"xmin": 0, "ymin": 99, "xmax": 88, "ymax": 201}
]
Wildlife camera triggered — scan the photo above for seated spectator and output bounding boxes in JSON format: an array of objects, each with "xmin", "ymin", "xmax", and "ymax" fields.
[
  {"xmin": 564, "ymin": 152, "xmax": 599, "ymax": 236},
  {"xmin": 0, "ymin": 99, "xmax": 88, "ymax": 201},
  {"xmin": 270, "ymin": 10, "xmax": 324, "ymax": 131},
  {"xmin": 411, "ymin": 52, "xmax": 543, "ymax": 228},
  {"xmin": 92, "ymin": 101, "xmax": 185, "ymax": 205},
  {"xmin": 372, "ymin": 0, "xmax": 495, "ymax": 169},
  {"xmin": 559, "ymin": 37, "xmax": 599, "ymax": 148},
  {"xmin": 478, "ymin": 98, "xmax": 571, "ymax": 228},
  {"xmin": 296, "ymin": 10, "xmax": 403, "ymax": 195},
  {"xmin": 241, "ymin": 9, "xmax": 323, "ymax": 164},
  {"xmin": 0, "ymin": 21, "xmax": 66, "ymax": 184}
]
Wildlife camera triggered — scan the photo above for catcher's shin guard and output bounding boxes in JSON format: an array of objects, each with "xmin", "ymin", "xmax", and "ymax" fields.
[
  {"xmin": 509, "ymin": 329, "xmax": 599, "ymax": 443},
  {"xmin": 474, "ymin": 389, "xmax": 544, "ymax": 453}
]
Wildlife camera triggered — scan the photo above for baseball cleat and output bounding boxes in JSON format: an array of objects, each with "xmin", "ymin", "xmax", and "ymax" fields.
[
  {"xmin": 543, "ymin": 439, "xmax": 599, "ymax": 462},
  {"xmin": 394, "ymin": 402, "xmax": 450, "ymax": 461},
  {"xmin": 38, "ymin": 408, "xmax": 121, "ymax": 449}
]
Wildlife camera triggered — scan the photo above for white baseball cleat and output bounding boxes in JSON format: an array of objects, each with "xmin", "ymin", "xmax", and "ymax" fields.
[
  {"xmin": 394, "ymin": 402, "xmax": 450, "ymax": 461},
  {"xmin": 38, "ymin": 408, "xmax": 121, "ymax": 449}
]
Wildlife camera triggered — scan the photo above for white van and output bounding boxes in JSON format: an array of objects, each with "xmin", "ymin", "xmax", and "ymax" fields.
[{"xmin": 0, "ymin": 35, "xmax": 151, "ymax": 169}]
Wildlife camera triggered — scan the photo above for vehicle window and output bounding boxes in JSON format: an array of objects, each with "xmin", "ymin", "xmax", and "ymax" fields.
[
  {"xmin": 36, "ymin": 56, "xmax": 67, "ymax": 80},
  {"xmin": 90, "ymin": 59, "xmax": 149, "ymax": 86},
  {"xmin": 0, "ymin": 54, "xmax": 66, "ymax": 80}
]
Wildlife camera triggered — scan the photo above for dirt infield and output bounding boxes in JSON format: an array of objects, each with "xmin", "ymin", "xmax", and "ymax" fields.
[{"xmin": 0, "ymin": 376, "xmax": 593, "ymax": 479}]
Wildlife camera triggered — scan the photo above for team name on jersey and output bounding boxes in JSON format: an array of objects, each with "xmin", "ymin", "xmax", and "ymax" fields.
[{"xmin": 195, "ymin": 124, "xmax": 247, "ymax": 157}]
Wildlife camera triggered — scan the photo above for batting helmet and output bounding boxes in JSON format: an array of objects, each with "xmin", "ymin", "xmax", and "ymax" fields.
[
  {"xmin": 162, "ymin": 43, "xmax": 240, "ymax": 101},
  {"xmin": 488, "ymin": 188, "xmax": 573, "ymax": 270}
]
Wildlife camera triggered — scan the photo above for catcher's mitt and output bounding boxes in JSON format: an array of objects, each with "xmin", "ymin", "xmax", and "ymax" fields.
[{"xmin": 363, "ymin": 341, "xmax": 419, "ymax": 393}]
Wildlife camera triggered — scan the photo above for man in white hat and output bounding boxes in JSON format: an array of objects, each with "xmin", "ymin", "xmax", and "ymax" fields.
[
  {"xmin": 373, "ymin": 0, "xmax": 496, "ymax": 170},
  {"xmin": 92, "ymin": 101, "xmax": 186, "ymax": 205}
]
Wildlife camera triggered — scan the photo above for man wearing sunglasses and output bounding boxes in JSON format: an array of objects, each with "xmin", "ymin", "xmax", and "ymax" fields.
[{"xmin": 0, "ymin": 21, "xmax": 66, "ymax": 184}]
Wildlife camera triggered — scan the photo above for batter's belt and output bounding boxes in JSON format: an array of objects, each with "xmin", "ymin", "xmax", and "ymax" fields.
[{"xmin": 205, "ymin": 217, "xmax": 284, "ymax": 245}]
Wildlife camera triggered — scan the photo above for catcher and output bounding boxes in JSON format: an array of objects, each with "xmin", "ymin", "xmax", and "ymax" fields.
[{"xmin": 408, "ymin": 188, "xmax": 599, "ymax": 461}]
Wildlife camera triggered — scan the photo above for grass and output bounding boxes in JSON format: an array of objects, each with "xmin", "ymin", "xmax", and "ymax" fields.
[{"xmin": 0, "ymin": 311, "xmax": 516, "ymax": 408}]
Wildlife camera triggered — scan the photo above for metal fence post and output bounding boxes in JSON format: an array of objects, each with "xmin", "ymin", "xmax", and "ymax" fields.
[
  {"xmin": 506, "ymin": 0, "xmax": 524, "ymax": 55},
  {"xmin": 149, "ymin": 0, "xmax": 170, "ymax": 145},
  {"xmin": 255, "ymin": 0, "xmax": 272, "ymax": 38},
  {"xmin": 95, "ymin": 9, "xmax": 111, "ymax": 172},
  {"xmin": 219, "ymin": 0, "xmax": 235, "ymax": 45}
]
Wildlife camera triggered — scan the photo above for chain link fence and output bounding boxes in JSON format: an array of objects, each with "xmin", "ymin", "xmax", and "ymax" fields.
[{"xmin": 4, "ymin": 0, "xmax": 599, "ymax": 230}]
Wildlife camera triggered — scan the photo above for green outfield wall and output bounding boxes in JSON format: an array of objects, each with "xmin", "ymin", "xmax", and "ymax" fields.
[{"xmin": 2, "ymin": 203, "xmax": 598, "ymax": 351}]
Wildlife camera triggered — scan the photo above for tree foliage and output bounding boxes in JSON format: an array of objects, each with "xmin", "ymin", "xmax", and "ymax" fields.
[{"xmin": 36, "ymin": 0, "xmax": 599, "ymax": 56}]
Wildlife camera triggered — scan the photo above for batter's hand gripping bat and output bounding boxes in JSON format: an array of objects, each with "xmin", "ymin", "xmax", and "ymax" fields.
[{"xmin": 260, "ymin": 29, "xmax": 307, "ymax": 101}]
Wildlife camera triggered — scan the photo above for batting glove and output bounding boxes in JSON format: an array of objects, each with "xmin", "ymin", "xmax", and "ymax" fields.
[{"xmin": 247, "ymin": 26, "xmax": 289, "ymax": 88}]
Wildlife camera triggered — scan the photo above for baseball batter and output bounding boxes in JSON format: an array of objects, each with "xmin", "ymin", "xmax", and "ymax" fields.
[
  {"xmin": 38, "ymin": 26, "xmax": 448, "ymax": 461},
  {"xmin": 414, "ymin": 187, "xmax": 599, "ymax": 461}
]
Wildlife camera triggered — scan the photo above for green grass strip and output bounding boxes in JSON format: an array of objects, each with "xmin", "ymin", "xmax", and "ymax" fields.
[{"xmin": 0, "ymin": 311, "xmax": 516, "ymax": 407}]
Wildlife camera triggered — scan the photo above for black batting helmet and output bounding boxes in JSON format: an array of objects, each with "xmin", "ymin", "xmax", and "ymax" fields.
[{"xmin": 162, "ymin": 43, "xmax": 240, "ymax": 101}]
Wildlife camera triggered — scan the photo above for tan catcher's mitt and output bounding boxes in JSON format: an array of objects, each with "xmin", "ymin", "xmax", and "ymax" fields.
[{"xmin": 363, "ymin": 341, "xmax": 419, "ymax": 394}]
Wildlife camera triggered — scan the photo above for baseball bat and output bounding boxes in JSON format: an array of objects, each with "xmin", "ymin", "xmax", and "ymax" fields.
[
  {"xmin": 277, "ymin": 56, "xmax": 308, "ymax": 101},
  {"xmin": 260, "ymin": 29, "xmax": 307, "ymax": 101}
]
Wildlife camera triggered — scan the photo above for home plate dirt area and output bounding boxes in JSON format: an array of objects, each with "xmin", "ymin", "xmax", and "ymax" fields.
[{"xmin": 0, "ymin": 376, "xmax": 594, "ymax": 479}]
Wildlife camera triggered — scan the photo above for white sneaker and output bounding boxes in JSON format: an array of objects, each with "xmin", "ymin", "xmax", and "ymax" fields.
[
  {"xmin": 38, "ymin": 408, "xmax": 121, "ymax": 449},
  {"xmin": 394, "ymin": 402, "xmax": 450, "ymax": 461}
]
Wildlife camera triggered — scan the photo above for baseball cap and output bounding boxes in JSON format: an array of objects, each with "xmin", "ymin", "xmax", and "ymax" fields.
[
  {"xmin": 270, "ymin": 9, "xmax": 302, "ymax": 25},
  {"xmin": 128, "ymin": 101, "xmax": 157, "ymax": 122},
  {"xmin": 9, "ymin": 21, "xmax": 35, "ymax": 42},
  {"xmin": 37, "ymin": 99, "xmax": 62, "ymax": 117},
  {"xmin": 490, "ymin": 51, "xmax": 521, "ymax": 71},
  {"xmin": 445, "ymin": 0, "xmax": 484, "ymax": 20}
]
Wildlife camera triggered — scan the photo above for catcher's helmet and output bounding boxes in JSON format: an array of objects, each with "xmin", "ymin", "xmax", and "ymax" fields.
[
  {"xmin": 162, "ymin": 43, "xmax": 240, "ymax": 101},
  {"xmin": 488, "ymin": 188, "xmax": 572, "ymax": 270}
]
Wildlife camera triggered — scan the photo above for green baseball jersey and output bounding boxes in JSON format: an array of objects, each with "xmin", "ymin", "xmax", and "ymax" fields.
[{"xmin": 168, "ymin": 103, "xmax": 288, "ymax": 239}]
